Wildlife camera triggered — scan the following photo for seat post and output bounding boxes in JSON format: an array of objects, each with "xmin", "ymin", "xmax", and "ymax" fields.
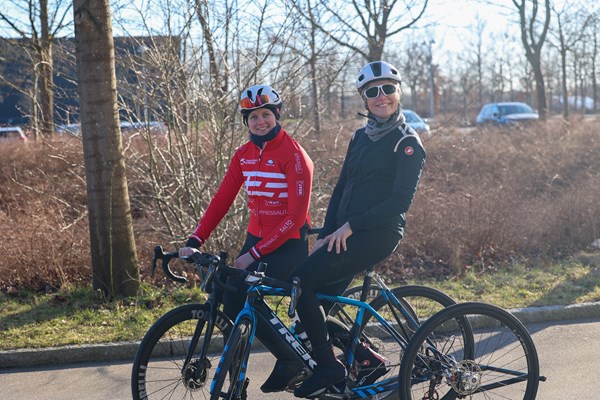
[{"xmin": 359, "ymin": 268, "xmax": 374, "ymax": 303}]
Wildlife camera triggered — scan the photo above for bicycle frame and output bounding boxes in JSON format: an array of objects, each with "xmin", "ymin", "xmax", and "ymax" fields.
[
  {"xmin": 212, "ymin": 270, "xmax": 420, "ymax": 399},
  {"xmin": 338, "ymin": 270, "xmax": 424, "ymax": 339}
]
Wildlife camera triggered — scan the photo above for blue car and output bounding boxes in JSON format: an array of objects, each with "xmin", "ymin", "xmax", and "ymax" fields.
[{"xmin": 476, "ymin": 102, "xmax": 539, "ymax": 125}]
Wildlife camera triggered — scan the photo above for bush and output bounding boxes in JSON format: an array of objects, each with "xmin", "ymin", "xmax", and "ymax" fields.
[{"xmin": 1, "ymin": 117, "xmax": 599, "ymax": 292}]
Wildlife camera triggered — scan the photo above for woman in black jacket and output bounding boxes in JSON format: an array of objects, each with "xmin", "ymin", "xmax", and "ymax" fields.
[{"xmin": 291, "ymin": 61, "xmax": 426, "ymax": 398}]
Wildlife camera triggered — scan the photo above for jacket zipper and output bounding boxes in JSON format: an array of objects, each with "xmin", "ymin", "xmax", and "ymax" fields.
[{"xmin": 257, "ymin": 144, "xmax": 264, "ymax": 237}]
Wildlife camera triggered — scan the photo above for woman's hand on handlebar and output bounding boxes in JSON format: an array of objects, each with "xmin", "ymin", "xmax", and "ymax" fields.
[
  {"xmin": 179, "ymin": 246, "xmax": 199, "ymax": 258},
  {"xmin": 233, "ymin": 252, "xmax": 254, "ymax": 270}
]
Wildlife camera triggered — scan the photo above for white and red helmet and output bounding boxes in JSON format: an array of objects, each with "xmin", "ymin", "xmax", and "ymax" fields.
[
  {"xmin": 355, "ymin": 61, "xmax": 402, "ymax": 93},
  {"xmin": 239, "ymin": 84, "xmax": 282, "ymax": 111},
  {"xmin": 239, "ymin": 84, "xmax": 282, "ymax": 125}
]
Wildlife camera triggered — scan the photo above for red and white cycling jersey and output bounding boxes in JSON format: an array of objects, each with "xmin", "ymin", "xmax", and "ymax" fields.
[{"xmin": 189, "ymin": 128, "xmax": 313, "ymax": 259}]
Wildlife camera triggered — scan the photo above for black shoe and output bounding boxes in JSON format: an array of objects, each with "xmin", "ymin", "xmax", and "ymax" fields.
[
  {"xmin": 354, "ymin": 342, "xmax": 390, "ymax": 386},
  {"xmin": 260, "ymin": 359, "xmax": 304, "ymax": 393},
  {"xmin": 293, "ymin": 360, "xmax": 346, "ymax": 398}
]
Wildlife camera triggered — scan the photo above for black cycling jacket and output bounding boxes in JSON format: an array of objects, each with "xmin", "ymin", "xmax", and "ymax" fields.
[{"xmin": 319, "ymin": 123, "xmax": 426, "ymax": 239}]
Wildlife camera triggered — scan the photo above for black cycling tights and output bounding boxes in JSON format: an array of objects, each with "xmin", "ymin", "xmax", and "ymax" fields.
[
  {"xmin": 221, "ymin": 230, "xmax": 309, "ymax": 362},
  {"xmin": 289, "ymin": 228, "xmax": 401, "ymax": 363}
]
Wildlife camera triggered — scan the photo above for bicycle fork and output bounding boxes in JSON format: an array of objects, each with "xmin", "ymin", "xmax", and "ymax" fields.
[{"xmin": 180, "ymin": 298, "xmax": 221, "ymax": 389}]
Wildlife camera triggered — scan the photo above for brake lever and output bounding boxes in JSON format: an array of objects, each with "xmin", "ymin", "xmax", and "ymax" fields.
[
  {"xmin": 201, "ymin": 262, "xmax": 216, "ymax": 293},
  {"xmin": 151, "ymin": 246, "xmax": 163, "ymax": 277}
]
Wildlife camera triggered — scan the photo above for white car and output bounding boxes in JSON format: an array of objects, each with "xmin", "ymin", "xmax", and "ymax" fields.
[
  {"xmin": 55, "ymin": 123, "xmax": 82, "ymax": 136},
  {"xmin": 476, "ymin": 102, "xmax": 539, "ymax": 125},
  {"xmin": 0, "ymin": 126, "xmax": 28, "ymax": 142}
]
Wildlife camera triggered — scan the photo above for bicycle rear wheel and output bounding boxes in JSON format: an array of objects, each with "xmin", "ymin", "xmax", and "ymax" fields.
[
  {"xmin": 399, "ymin": 302, "xmax": 540, "ymax": 400},
  {"xmin": 330, "ymin": 285, "xmax": 471, "ymax": 388},
  {"xmin": 131, "ymin": 303, "xmax": 232, "ymax": 400},
  {"xmin": 210, "ymin": 318, "xmax": 252, "ymax": 400}
]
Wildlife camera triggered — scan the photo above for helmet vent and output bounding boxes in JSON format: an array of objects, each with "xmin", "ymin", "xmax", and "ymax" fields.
[{"xmin": 371, "ymin": 61, "xmax": 382, "ymax": 77}]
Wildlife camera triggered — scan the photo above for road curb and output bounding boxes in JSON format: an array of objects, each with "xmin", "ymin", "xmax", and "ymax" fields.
[
  {"xmin": 509, "ymin": 301, "xmax": 600, "ymax": 324},
  {"xmin": 2, "ymin": 301, "xmax": 600, "ymax": 369}
]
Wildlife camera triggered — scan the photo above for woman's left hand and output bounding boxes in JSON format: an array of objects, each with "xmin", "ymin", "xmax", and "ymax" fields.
[
  {"xmin": 323, "ymin": 222, "xmax": 353, "ymax": 254},
  {"xmin": 233, "ymin": 252, "xmax": 254, "ymax": 269}
]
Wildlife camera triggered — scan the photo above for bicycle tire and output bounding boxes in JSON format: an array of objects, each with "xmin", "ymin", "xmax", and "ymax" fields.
[
  {"xmin": 210, "ymin": 317, "xmax": 252, "ymax": 400},
  {"xmin": 399, "ymin": 302, "xmax": 540, "ymax": 400},
  {"xmin": 131, "ymin": 303, "xmax": 233, "ymax": 400}
]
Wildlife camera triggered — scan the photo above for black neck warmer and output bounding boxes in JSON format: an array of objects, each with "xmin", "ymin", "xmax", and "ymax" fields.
[{"xmin": 250, "ymin": 123, "xmax": 281, "ymax": 148}]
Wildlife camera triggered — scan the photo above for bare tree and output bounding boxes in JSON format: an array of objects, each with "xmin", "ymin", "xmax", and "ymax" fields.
[
  {"xmin": 284, "ymin": 0, "xmax": 351, "ymax": 135},
  {"xmin": 0, "ymin": 0, "xmax": 71, "ymax": 137},
  {"xmin": 487, "ymin": 29, "xmax": 521, "ymax": 103},
  {"xmin": 310, "ymin": 0, "xmax": 429, "ymax": 62},
  {"xmin": 398, "ymin": 38, "xmax": 429, "ymax": 112},
  {"xmin": 110, "ymin": 0, "xmax": 311, "ymax": 253},
  {"xmin": 591, "ymin": 12, "xmax": 600, "ymax": 113},
  {"xmin": 473, "ymin": 15, "xmax": 486, "ymax": 107},
  {"xmin": 73, "ymin": 0, "xmax": 139, "ymax": 298},
  {"xmin": 511, "ymin": 0, "xmax": 551, "ymax": 119},
  {"xmin": 548, "ymin": 3, "xmax": 593, "ymax": 118},
  {"xmin": 194, "ymin": 0, "xmax": 230, "ymax": 99}
]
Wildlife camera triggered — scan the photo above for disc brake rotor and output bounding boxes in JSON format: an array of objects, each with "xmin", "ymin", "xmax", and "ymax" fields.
[{"xmin": 182, "ymin": 357, "xmax": 211, "ymax": 390}]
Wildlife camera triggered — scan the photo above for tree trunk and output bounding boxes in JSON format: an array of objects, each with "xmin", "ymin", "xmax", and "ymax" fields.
[
  {"xmin": 309, "ymin": 56, "xmax": 321, "ymax": 135},
  {"xmin": 39, "ymin": 0, "xmax": 54, "ymax": 137},
  {"xmin": 513, "ymin": 0, "xmax": 550, "ymax": 120},
  {"xmin": 532, "ymin": 60, "xmax": 548, "ymax": 119},
  {"xmin": 560, "ymin": 48, "xmax": 569, "ymax": 118},
  {"xmin": 593, "ymin": 29, "xmax": 598, "ymax": 113},
  {"xmin": 73, "ymin": 0, "xmax": 139, "ymax": 298},
  {"xmin": 306, "ymin": 2, "xmax": 321, "ymax": 135}
]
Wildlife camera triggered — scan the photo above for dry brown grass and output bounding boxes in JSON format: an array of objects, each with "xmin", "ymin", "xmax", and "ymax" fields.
[
  {"xmin": 1, "ymin": 117, "xmax": 599, "ymax": 292},
  {"xmin": 401, "ymin": 118, "xmax": 600, "ymax": 279},
  {"xmin": 0, "ymin": 140, "xmax": 89, "ymax": 290}
]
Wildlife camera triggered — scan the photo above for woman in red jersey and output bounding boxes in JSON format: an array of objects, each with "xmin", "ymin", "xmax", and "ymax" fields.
[{"xmin": 179, "ymin": 84, "xmax": 314, "ymax": 393}]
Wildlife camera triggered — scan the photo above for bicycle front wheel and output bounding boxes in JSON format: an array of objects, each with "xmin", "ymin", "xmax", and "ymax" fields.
[
  {"xmin": 210, "ymin": 318, "xmax": 253, "ymax": 400},
  {"xmin": 399, "ymin": 302, "xmax": 540, "ymax": 400},
  {"xmin": 132, "ymin": 303, "xmax": 233, "ymax": 400}
]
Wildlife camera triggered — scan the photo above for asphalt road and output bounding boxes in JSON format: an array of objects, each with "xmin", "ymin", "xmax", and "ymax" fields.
[{"xmin": 1, "ymin": 316, "xmax": 599, "ymax": 399}]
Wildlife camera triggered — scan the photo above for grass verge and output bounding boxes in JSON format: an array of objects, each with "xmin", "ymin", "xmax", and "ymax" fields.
[{"xmin": 1, "ymin": 255, "xmax": 599, "ymax": 351}]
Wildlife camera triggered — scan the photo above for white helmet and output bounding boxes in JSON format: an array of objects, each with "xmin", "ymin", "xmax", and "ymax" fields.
[
  {"xmin": 355, "ymin": 61, "xmax": 402, "ymax": 93},
  {"xmin": 239, "ymin": 84, "xmax": 282, "ymax": 112}
]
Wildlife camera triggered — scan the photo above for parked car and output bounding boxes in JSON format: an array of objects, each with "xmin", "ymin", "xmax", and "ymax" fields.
[
  {"xmin": 0, "ymin": 126, "xmax": 28, "ymax": 142},
  {"xmin": 55, "ymin": 121, "xmax": 168, "ymax": 137},
  {"xmin": 404, "ymin": 109, "xmax": 431, "ymax": 138},
  {"xmin": 55, "ymin": 123, "xmax": 82, "ymax": 137},
  {"xmin": 120, "ymin": 121, "xmax": 168, "ymax": 136},
  {"xmin": 476, "ymin": 102, "xmax": 539, "ymax": 125}
]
